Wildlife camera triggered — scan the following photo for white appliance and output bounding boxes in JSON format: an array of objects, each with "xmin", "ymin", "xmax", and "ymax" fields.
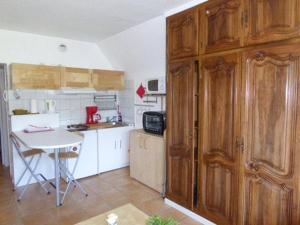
[
  {"xmin": 67, "ymin": 130, "xmax": 98, "ymax": 179},
  {"xmin": 0, "ymin": 64, "xmax": 10, "ymax": 167},
  {"xmin": 145, "ymin": 77, "xmax": 166, "ymax": 94}
]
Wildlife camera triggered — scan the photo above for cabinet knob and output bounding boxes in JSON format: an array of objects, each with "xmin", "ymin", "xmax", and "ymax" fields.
[
  {"xmin": 206, "ymin": 10, "xmax": 210, "ymax": 15},
  {"xmin": 248, "ymin": 161, "xmax": 259, "ymax": 171}
]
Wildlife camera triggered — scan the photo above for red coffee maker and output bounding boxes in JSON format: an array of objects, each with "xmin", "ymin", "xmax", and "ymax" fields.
[{"xmin": 86, "ymin": 106, "xmax": 101, "ymax": 124}]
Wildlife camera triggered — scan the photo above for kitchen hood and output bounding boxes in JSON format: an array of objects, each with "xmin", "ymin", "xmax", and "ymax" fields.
[{"xmin": 60, "ymin": 87, "xmax": 97, "ymax": 94}]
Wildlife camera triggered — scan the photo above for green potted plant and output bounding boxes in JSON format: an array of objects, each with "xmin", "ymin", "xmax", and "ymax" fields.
[{"xmin": 146, "ymin": 215, "xmax": 180, "ymax": 225}]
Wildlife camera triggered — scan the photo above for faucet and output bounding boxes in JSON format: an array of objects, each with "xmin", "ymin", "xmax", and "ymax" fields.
[{"xmin": 106, "ymin": 116, "xmax": 117, "ymax": 123}]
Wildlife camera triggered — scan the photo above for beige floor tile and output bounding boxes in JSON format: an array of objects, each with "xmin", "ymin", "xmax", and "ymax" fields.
[{"xmin": 0, "ymin": 166, "xmax": 201, "ymax": 225}]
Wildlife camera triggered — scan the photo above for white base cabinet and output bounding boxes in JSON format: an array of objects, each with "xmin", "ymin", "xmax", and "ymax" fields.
[
  {"xmin": 98, "ymin": 126, "xmax": 133, "ymax": 173},
  {"xmin": 68, "ymin": 130, "xmax": 98, "ymax": 179}
]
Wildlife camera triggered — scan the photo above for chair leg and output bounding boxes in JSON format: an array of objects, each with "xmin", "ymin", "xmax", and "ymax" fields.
[
  {"xmin": 66, "ymin": 167, "xmax": 87, "ymax": 196},
  {"xmin": 17, "ymin": 154, "xmax": 50, "ymax": 201},
  {"xmin": 17, "ymin": 155, "xmax": 40, "ymax": 201},
  {"xmin": 58, "ymin": 160, "xmax": 88, "ymax": 205},
  {"xmin": 13, "ymin": 156, "xmax": 34, "ymax": 191}
]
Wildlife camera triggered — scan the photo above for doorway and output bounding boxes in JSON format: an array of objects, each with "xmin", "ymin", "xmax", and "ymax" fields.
[{"xmin": 0, "ymin": 64, "xmax": 10, "ymax": 167}]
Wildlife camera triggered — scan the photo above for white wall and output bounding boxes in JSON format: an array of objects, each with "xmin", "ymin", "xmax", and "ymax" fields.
[
  {"xmin": 98, "ymin": 16, "xmax": 166, "ymax": 81},
  {"xmin": 98, "ymin": 16, "xmax": 166, "ymax": 125},
  {"xmin": 0, "ymin": 29, "xmax": 112, "ymax": 69},
  {"xmin": 0, "ymin": 29, "xmax": 118, "ymax": 126}
]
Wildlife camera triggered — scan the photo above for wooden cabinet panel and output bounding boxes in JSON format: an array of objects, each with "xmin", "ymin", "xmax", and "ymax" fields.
[
  {"xmin": 166, "ymin": 60, "xmax": 197, "ymax": 208},
  {"xmin": 241, "ymin": 44, "xmax": 300, "ymax": 225},
  {"xmin": 11, "ymin": 64, "xmax": 61, "ymax": 89},
  {"xmin": 61, "ymin": 67, "xmax": 92, "ymax": 88},
  {"xmin": 244, "ymin": 0, "xmax": 300, "ymax": 45},
  {"xmin": 130, "ymin": 130, "xmax": 165, "ymax": 193},
  {"xmin": 92, "ymin": 69, "xmax": 124, "ymax": 90},
  {"xmin": 167, "ymin": 8, "xmax": 199, "ymax": 60},
  {"xmin": 198, "ymin": 53, "xmax": 241, "ymax": 225},
  {"xmin": 200, "ymin": 0, "xmax": 243, "ymax": 53}
]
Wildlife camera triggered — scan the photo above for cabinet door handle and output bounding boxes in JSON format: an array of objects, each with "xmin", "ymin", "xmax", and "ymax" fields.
[
  {"xmin": 120, "ymin": 140, "xmax": 122, "ymax": 149},
  {"xmin": 243, "ymin": 10, "xmax": 248, "ymax": 27},
  {"xmin": 114, "ymin": 140, "xmax": 116, "ymax": 149}
]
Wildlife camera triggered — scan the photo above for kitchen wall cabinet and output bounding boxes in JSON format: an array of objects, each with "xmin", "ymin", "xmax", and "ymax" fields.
[
  {"xmin": 11, "ymin": 63, "xmax": 61, "ymax": 89},
  {"xmin": 68, "ymin": 130, "xmax": 98, "ymax": 179},
  {"xmin": 244, "ymin": 0, "xmax": 300, "ymax": 46},
  {"xmin": 129, "ymin": 129, "xmax": 165, "ymax": 194},
  {"xmin": 61, "ymin": 67, "xmax": 92, "ymax": 88},
  {"xmin": 98, "ymin": 126, "xmax": 133, "ymax": 173},
  {"xmin": 166, "ymin": 59, "xmax": 199, "ymax": 208},
  {"xmin": 92, "ymin": 69, "xmax": 125, "ymax": 90},
  {"xmin": 167, "ymin": 7, "xmax": 199, "ymax": 60},
  {"xmin": 197, "ymin": 53, "xmax": 241, "ymax": 225},
  {"xmin": 240, "ymin": 44, "xmax": 300, "ymax": 225},
  {"xmin": 10, "ymin": 63, "xmax": 125, "ymax": 91},
  {"xmin": 200, "ymin": 0, "xmax": 243, "ymax": 53}
]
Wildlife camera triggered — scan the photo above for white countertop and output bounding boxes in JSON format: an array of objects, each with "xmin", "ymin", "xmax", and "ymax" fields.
[{"xmin": 12, "ymin": 128, "xmax": 84, "ymax": 149}]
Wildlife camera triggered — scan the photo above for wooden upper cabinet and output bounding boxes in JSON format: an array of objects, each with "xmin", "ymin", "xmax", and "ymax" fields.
[
  {"xmin": 244, "ymin": 0, "xmax": 300, "ymax": 45},
  {"xmin": 166, "ymin": 60, "xmax": 197, "ymax": 208},
  {"xmin": 11, "ymin": 64, "xmax": 61, "ymax": 89},
  {"xmin": 241, "ymin": 44, "xmax": 300, "ymax": 225},
  {"xmin": 197, "ymin": 53, "xmax": 241, "ymax": 225},
  {"xmin": 200, "ymin": 0, "xmax": 243, "ymax": 54},
  {"xmin": 167, "ymin": 8, "xmax": 199, "ymax": 60},
  {"xmin": 61, "ymin": 67, "xmax": 92, "ymax": 88},
  {"xmin": 92, "ymin": 69, "xmax": 125, "ymax": 90}
]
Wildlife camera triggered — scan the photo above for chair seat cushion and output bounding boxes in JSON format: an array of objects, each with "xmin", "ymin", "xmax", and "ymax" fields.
[
  {"xmin": 22, "ymin": 149, "xmax": 45, "ymax": 158},
  {"xmin": 48, "ymin": 152, "xmax": 79, "ymax": 159}
]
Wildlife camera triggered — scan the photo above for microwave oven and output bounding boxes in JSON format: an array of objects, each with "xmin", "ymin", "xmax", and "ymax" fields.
[
  {"xmin": 143, "ymin": 111, "xmax": 166, "ymax": 135},
  {"xmin": 145, "ymin": 77, "xmax": 166, "ymax": 94}
]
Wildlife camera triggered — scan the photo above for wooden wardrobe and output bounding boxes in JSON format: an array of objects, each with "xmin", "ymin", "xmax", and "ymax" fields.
[{"xmin": 166, "ymin": 1, "xmax": 300, "ymax": 225}]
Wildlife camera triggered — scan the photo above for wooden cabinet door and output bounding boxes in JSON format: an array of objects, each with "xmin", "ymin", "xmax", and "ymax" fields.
[
  {"xmin": 92, "ymin": 69, "xmax": 124, "ymax": 90},
  {"xmin": 197, "ymin": 53, "xmax": 241, "ymax": 225},
  {"xmin": 129, "ymin": 131, "xmax": 143, "ymax": 180},
  {"xmin": 200, "ymin": 0, "xmax": 243, "ymax": 54},
  {"xmin": 11, "ymin": 64, "xmax": 61, "ymax": 89},
  {"xmin": 241, "ymin": 44, "xmax": 300, "ymax": 225},
  {"xmin": 61, "ymin": 67, "xmax": 92, "ymax": 88},
  {"xmin": 167, "ymin": 8, "xmax": 199, "ymax": 60},
  {"xmin": 166, "ymin": 60, "xmax": 197, "ymax": 208},
  {"xmin": 244, "ymin": 0, "xmax": 300, "ymax": 45}
]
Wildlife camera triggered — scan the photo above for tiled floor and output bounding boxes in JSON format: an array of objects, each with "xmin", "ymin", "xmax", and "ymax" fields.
[{"xmin": 0, "ymin": 166, "xmax": 203, "ymax": 225}]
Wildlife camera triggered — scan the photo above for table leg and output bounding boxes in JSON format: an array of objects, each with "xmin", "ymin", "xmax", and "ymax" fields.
[{"xmin": 54, "ymin": 148, "xmax": 61, "ymax": 206}]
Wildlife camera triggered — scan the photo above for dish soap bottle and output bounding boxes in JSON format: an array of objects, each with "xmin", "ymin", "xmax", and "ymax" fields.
[{"xmin": 117, "ymin": 104, "xmax": 122, "ymax": 123}]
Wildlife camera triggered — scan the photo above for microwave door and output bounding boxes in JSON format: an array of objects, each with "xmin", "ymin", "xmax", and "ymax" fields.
[{"xmin": 148, "ymin": 80, "xmax": 158, "ymax": 92}]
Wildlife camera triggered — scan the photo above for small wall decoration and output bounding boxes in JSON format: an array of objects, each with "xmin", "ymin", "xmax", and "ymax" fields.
[{"xmin": 136, "ymin": 83, "xmax": 146, "ymax": 98}]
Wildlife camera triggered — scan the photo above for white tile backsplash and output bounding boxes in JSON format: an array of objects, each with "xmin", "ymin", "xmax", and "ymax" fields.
[
  {"xmin": 119, "ymin": 79, "xmax": 135, "ymax": 124},
  {"xmin": 8, "ymin": 90, "xmax": 118, "ymax": 125}
]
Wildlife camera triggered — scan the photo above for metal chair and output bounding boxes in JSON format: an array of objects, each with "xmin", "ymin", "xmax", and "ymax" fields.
[
  {"xmin": 48, "ymin": 144, "xmax": 88, "ymax": 204},
  {"xmin": 10, "ymin": 134, "xmax": 51, "ymax": 201}
]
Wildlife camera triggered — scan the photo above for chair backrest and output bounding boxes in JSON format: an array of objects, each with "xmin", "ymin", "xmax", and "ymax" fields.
[{"xmin": 10, "ymin": 134, "xmax": 22, "ymax": 156}]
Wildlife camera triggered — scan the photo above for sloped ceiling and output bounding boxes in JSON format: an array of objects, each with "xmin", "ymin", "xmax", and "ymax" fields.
[{"xmin": 0, "ymin": 0, "xmax": 195, "ymax": 42}]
